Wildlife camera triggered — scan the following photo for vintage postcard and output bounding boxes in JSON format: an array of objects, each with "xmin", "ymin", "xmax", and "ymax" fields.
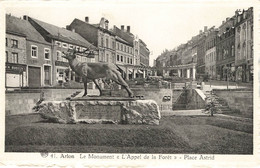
[{"xmin": 0, "ymin": 0, "xmax": 259, "ymax": 167}]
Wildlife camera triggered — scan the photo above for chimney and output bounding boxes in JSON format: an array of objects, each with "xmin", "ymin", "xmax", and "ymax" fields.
[
  {"xmin": 121, "ymin": 25, "xmax": 124, "ymax": 31},
  {"xmin": 85, "ymin": 17, "xmax": 89, "ymax": 23},
  {"xmin": 23, "ymin": 15, "xmax": 28, "ymax": 20},
  {"xmin": 204, "ymin": 26, "xmax": 208, "ymax": 32},
  {"xmin": 127, "ymin": 26, "xmax": 130, "ymax": 33},
  {"xmin": 199, "ymin": 30, "xmax": 203, "ymax": 34}
]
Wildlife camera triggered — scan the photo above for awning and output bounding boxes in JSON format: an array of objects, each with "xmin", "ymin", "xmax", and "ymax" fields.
[
  {"xmin": 138, "ymin": 70, "xmax": 143, "ymax": 74},
  {"xmin": 128, "ymin": 69, "xmax": 133, "ymax": 74}
]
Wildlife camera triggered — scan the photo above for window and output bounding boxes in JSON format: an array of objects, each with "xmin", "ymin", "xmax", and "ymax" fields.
[
  {"xmin": 121, "ymin": 44, "xmax": 123, "ymax": 51},
  {"xmin": 76, "ymin": 46, "xmax": 80, "ymax": 51},
  {"xmin": 57, "ymin": 51, "xmax": 62, "ymax": 61},
  {"xmin": 106, "ymin": 39, "xmax": 109, "ymax": 48},
  {"xmin": 127, "ymin": 57, "xmax": 130, "ymax": 64},
  {"xmin": 101, "ymin": 38, "xmax": 104, "ymax": 47},
  {"xmin": 69, "ymin": 45, "xmax": 74, "ymax": 49},
  {"xmin": 55, "ymin": 41, "xmax": 61, "ymax": 47},
  {"xmin": 117, "ymin": 55, "xmax": 120, "ymax": 61},
  {"xmin": 31, "ymin": 45, "xmax": 38, "ymax": 58},
  {"xmin": 62, "ymin": 43, "xmax": 68, "ymax": 48},
  {"xmin": 44, "ymin": 48, "xmax": 50, "ymax": 59},
  {"xmin": 121, "ymin": 55, "xmax": 123, "ymax": 62},
  {"xmin": 6, "ymin": 38, "xmax": 8, "ymax": 46},
  {"xmin": 124, "ymin": 46, "xmax": 126, "ymax": 52},
  {"xmin": 231, "ymin": 45, "xmax": 235, "ymax": 57},
  {"xmin": 11, "ymin": 39, "xmax": 18, "ymax": 48},
  {"xmin": 6, "ymin": 51, "xmax": 8, "ymax": 63},
  {"xmin": 11, "ymin": 52, "xmax": 18, "ymax": 63},
  {"xmin": 112, "ymin": 41, "xmax": 115, "ymax": 49},
  {"xmin": 127, "ymin": 47, "xmax": 129, "ymax": 53},
  {"xmin": 130, "ymin": 58, "xmax": 133, "ymax": 64},
  {"xmin": 117, "ymin": 43, "xmax": 119, "ymax": 50}
]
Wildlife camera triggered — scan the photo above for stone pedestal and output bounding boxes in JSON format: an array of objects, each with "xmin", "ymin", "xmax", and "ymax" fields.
[{"xmin": 36, "ymin": 94, "xmax": 161, "ymax": 125}]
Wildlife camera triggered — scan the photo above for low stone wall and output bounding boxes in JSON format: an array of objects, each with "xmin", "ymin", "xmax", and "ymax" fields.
[
  {"xmin": 5, "ymin": 89, "xmax": 86, "ymax": 115},
  {"xmin": 214, "ymin": 90, "xmax": 253, "ymax": 117}
]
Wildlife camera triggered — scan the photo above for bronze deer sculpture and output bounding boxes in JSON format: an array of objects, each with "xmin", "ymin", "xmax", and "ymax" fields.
[{"xmin": 62, "ymin": 49, "xmax": 134, "ymax": 97}]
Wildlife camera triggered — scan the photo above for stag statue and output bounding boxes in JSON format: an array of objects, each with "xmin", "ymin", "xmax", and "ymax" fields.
[{"xmin": 62, "ymin": 48, "xmax": 134, "ymax": 97}]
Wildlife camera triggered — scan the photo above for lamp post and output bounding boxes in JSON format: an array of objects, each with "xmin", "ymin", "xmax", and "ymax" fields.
[
  {"xmin": 223, "ymin": 65, "xmax": 231, "ymax": 90},
  {"xmin": 236, "ymin": 66, "xmax": 243, "ymax": 89}
]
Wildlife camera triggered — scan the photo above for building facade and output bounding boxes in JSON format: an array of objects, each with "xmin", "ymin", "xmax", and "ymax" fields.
[
  {"xmin": 5, "ymin": 24, "xmax": 27, "ymax": 88},
  {"xmin": 216, "ymin": 18, "xmax": 235, "ymax": 81},
  {"xmin": 6, "ymin": 15, "xmax": 53, "ymax": 88},
  {"xmin": 27, "ymin": 16, "xmax": 96, "ymax": 86},
  {"xmin": 196, "ymin": 34, "xmax": 206, "ymax": 77},
  {"xmin": 69, "ymin": 17, "xmax": 116, "ymax": 64},
  {"xmin": 205, "ymin": 28, "xmax": 218, "ymax": 79},
  {"xmin": 234, "ymin": 7, "xmax": 253, "ymax": 82}
]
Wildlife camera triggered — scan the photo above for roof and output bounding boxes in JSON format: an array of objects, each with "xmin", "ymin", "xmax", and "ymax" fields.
[
  {"xmin": 115, "ymin": 36, "xmax": 131, "ymax": 46},
  {"xmin": 29, "ymin": 17, "xmax": 96, "ymax": 49},
  {"xmin": 113, "ymin": 26, "xmax": 134, "ymax": 46},
  {"xmin": 6, "ymin": 14, "xmax": 50, "ymax": 45}
]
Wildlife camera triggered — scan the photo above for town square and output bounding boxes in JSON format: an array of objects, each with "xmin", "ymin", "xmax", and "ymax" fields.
[{"xmin": 2, "ymin": 1, "xmax": 256, "ymax": 165}]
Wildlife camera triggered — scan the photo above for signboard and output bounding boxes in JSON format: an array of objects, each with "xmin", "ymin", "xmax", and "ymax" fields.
[
  {"xmin": 55, "ymin": 61, "xmax": 69, "ymax": 67},
  {"xmin": 6, "ymin": 63, "xmax": 26, "ymax": 74}
]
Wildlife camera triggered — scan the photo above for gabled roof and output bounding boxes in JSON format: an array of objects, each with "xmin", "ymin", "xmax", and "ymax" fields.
[
  {"xmin": 71, "ymin": 18, "xmax": 115, "ymax": 36},
  {"xmin": 113, "ymin": 26, "xmax": 134, "ymax": 47},
  {"xmin": 115, "ymin": 36, "xmax": 130, "ymax": 46},
  {"xmin": 6, "ymin": 14, "xmax": 50, "ymax": 45},
  {"xmin": 29, "ymin": 17, "xmax": 96, "ymax": 49}
]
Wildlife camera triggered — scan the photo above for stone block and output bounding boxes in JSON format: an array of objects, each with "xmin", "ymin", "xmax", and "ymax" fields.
[{"xmin": 36, "ymin": 99, "xmax": 161, "ymax": 125}]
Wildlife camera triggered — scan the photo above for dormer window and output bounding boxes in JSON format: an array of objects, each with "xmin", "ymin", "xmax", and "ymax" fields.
[
  {"xmin": 55, "ymin": 41, "xmax": 61, "ymax": 47},
  {"xmin": 62, "ymin": 43, "xmax": 68, "ymax": 48},
  {"xmin": 69, "ymin": 44, "xmax": 74, "ymax": 49}
]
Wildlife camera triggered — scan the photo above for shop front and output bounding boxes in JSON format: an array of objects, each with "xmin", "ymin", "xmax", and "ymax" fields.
[
  {"xmin": 5, "ymin": 63, "xmax": 27, "ymax": 88},
  {"xmin": 55, "ymin": 60, "xmax": 70, "ymax": 85}
]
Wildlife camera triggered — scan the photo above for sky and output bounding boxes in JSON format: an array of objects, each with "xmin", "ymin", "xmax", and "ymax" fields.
[{"xmin": 2, "ymin": 0, "xmax": 254, "ymax": 66}]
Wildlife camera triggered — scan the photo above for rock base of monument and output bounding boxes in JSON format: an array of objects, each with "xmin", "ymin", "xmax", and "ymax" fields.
[{"xmin": 37, "ymin": 96, "xmax": 161, "ymax": 125}]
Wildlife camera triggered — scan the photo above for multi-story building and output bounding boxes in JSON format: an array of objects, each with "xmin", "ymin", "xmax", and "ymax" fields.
[
  {"xmin": 139, "ymin": 39, "xmax": 150, "ymax": 78},
  {"xmin": 139, "ymin": 39, "xmax": 150, "ymax": 66},
  {"xmin": 216, "ymin": 17, "xmax": 235, "ymax": 81},
  {"xmin": 113, "ymin": 25, "xmax": 151, "ymax": 79},
  {"xmin": 205, "ymin": 27, "xmax": 218, "ymax": 79},
  {"xmin": 6, "ymin": 15, "xmax": 27, "ymax": 88},
  {"xmin": 196, "ymin": 33, "xmax": 206, "ymax": 77},
  {"xmin": 69, "ymin": 17, "xmax": 116, "ymax": 64},
  {"xmin": 234, "ymin": 7, "xmax": 253, "ymax": 82},
  {"xmin": 27, "ymin": 16, "xmax": 96, "ymax": 86},
  {"xmin": 6, "ymin": 14, "xmax": 53, "ymax": 88},
  {"xmin": 113, "ymin": 25, "xmax": 135, "ymax": 79}
]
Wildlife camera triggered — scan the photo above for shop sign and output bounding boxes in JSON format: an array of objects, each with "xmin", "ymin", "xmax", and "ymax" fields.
[
  {"xmin": 55, "ymin": 61, "xmax": 69, "ymax": 67},
  {"xmin": 6, "ymin": 63, "xmax": 26, "ymax": 73}
]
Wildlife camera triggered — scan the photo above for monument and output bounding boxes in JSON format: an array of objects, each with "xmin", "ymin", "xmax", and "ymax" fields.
[{"xmin": 35, "ymin": 49, "xmax": 161, "ymax": 125}]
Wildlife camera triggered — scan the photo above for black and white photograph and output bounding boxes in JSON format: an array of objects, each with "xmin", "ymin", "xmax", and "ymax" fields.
[{"xmin": 0, "ymin": 0, "xmax": 259, "ymax": 167}]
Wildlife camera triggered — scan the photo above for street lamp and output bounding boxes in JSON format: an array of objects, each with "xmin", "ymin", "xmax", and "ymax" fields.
[{"xmin": 223, "ymin": 65, "xmax": 231, "ymax": 90}]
